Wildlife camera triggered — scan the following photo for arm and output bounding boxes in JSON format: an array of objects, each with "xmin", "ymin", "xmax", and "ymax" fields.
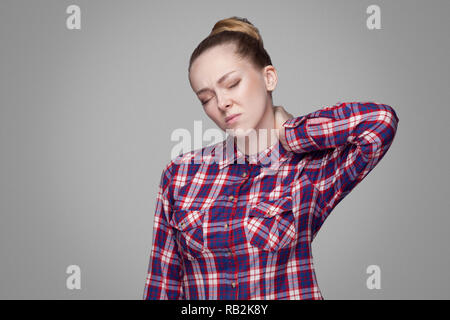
[
  {"xmin": 143, "ymin": 163, "xmax": 185, "ymax": 300},
  {"xmin": 282, "ymin": 102, "xmax": 399, "ymax": 236}
]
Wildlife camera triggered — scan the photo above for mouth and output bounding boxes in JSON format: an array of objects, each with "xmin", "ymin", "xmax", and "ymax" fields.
[{"xmin": 225, "ymin": 113, "xmax": 242, "ymax": 124}]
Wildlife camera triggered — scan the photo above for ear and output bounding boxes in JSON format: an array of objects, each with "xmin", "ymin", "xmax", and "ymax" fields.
[{"xmin": 262, "ymin": 65, "xmax": 278, "ymax": 92}]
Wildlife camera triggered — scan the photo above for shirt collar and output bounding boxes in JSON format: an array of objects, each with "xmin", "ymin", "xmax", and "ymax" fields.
[{"xmin": 211, "ymin": 134, "xmax": 292, "ymax": 171}]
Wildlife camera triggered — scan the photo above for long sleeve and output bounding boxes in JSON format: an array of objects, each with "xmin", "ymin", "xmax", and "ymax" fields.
[
  {"xmin": 283, "ymin": 101, "xmax": 399, "ymax": 237},
  {"xmin": 143, "ymin": 163, "xmax": 185, "ymax": 300}
]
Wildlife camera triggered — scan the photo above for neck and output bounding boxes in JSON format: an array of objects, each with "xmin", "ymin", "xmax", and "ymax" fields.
[{"xmin": 236, "ymin": 104, "xmax": 279, "ymax": 156}]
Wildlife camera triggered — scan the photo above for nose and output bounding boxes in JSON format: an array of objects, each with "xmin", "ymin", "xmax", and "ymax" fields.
[{"xmin": 216, "ymin": 92, "xmax": 231, "ymax": 111}]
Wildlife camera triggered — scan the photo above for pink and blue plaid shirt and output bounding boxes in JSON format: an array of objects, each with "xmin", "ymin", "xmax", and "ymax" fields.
[{"xmin": 143, "ymin": 101, "xmax": 399, "ymax": 300}]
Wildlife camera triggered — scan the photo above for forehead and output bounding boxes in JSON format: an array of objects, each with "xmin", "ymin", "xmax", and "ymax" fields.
[{"xmin": 189, "ymin": 44, "xmax": 253, "ymax": 89}]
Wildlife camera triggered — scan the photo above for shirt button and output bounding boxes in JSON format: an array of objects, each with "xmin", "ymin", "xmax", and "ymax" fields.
[
  {"xmin": 186, "ymin": 253, "xmax": 194, "ymax": 261},
  {"xmin": 228, "ymin": 195, "xmax": 234, "ymax": 201},
  {"xmin": 231, "ymin": 282, "xmax": 236, "ymax": 288},
  {"xmin": 242, "ymin": 172, "xmax": 247, "ymax": 178},
  {"xmin": 224, "ymin": 223, "xmax": 229, "ymax": 230}
]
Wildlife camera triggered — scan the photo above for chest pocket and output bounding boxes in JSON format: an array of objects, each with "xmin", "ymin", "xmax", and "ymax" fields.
[
  {"xmin": 245, "ymin": 196, "xmax": 297, "ymax": 252},
  {"xmin": 170, "ymin": 209, "xmax": 206, "ymax": 259}
]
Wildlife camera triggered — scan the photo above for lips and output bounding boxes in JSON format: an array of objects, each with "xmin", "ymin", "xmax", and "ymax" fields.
[{"xmin": 225, "ymin": 113, "xmax": 241, "ymax": 123}]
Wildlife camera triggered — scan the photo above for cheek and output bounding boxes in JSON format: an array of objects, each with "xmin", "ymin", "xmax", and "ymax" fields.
[
  {"xmin": 242, "ymin": 80, "xmax": 268, "ymax": 117},
  {"xmin": 242, "ymin": 76, "xmax": 267, "ymax": 106},
  {"xmin": 205, "ymin": 107, "xmax": 225, "ymax": 128},
  {"xmin": 205, "ymin": 108, "xmax": 216, "ymax": 121}
]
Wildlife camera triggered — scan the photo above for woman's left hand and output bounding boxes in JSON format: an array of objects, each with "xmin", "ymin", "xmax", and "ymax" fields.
[{"xmin": 274, "ymin": 105, "xmax": 294, "ymax": 152}]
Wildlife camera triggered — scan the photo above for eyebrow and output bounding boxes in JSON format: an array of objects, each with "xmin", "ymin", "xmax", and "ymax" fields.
[{"xmin": 195, "ymin": 70, "xmax": 237, "ymax": 95}]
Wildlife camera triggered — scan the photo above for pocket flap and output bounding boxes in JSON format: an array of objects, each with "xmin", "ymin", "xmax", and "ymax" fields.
[
  {"xmin": 249, "ymin": 196, "xmax": 293, "ymax": 218},
  {"xmin": 170, "ymin": 209, "xmax": 205, "ymax": 231}
]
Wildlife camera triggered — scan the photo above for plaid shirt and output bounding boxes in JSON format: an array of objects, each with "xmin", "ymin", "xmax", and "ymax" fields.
[{"xmin": 143, "ymin": 101, "xmax": 399, "ymax": 300}]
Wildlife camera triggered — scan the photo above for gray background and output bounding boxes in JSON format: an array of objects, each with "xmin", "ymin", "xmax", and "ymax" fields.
[{"xmin": 0, "ymin": 0, "xmax": 448, "ymax": 299}]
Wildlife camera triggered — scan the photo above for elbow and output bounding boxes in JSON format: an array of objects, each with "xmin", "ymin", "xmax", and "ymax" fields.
[
  {"xmin": 368, "ymin": 104, "xmax": 399, "ymax": 151},
  {"xmin": 381, "ymin": 104, "xmax": 399, "ymax": 144}
]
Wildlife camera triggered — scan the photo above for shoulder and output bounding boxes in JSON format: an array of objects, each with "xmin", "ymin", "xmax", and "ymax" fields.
[{"xmin": 161, "ymin": 139, "xmax": 223, "ymax": 178}]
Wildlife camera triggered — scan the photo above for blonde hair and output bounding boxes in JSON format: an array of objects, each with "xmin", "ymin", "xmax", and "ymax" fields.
[
  {"xmin": 209, "ymin": 17, "xmax": 264, "ymax": 47},
  {"xmin": 188, "ymin": 16, "xmax": 272, "ymax": 74}
]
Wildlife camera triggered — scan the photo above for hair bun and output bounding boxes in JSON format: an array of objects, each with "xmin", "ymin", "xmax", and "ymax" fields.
[{"xmin": 210, "ymin": 16, "xmax": 264, "ymax": 46}]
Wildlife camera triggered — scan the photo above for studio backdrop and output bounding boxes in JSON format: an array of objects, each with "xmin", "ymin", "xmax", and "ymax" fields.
[{"xmin": 0, "ymin": 0, "xmax": 449, "ymax": 299}]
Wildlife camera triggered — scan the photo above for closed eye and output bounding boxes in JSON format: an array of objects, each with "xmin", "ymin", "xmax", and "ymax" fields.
[
  {"xmin": 229, "ymin": 80, "xmax": 240, "ymax": 89},
  {"xmin": 200, "ymin": 80, "xmax": 240, "ymax": 106}
]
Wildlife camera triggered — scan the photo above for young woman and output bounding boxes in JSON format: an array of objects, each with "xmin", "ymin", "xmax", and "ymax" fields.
[{"xmin": 143, "ymin": 16, "xmax": 399, "ymax": 300}]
